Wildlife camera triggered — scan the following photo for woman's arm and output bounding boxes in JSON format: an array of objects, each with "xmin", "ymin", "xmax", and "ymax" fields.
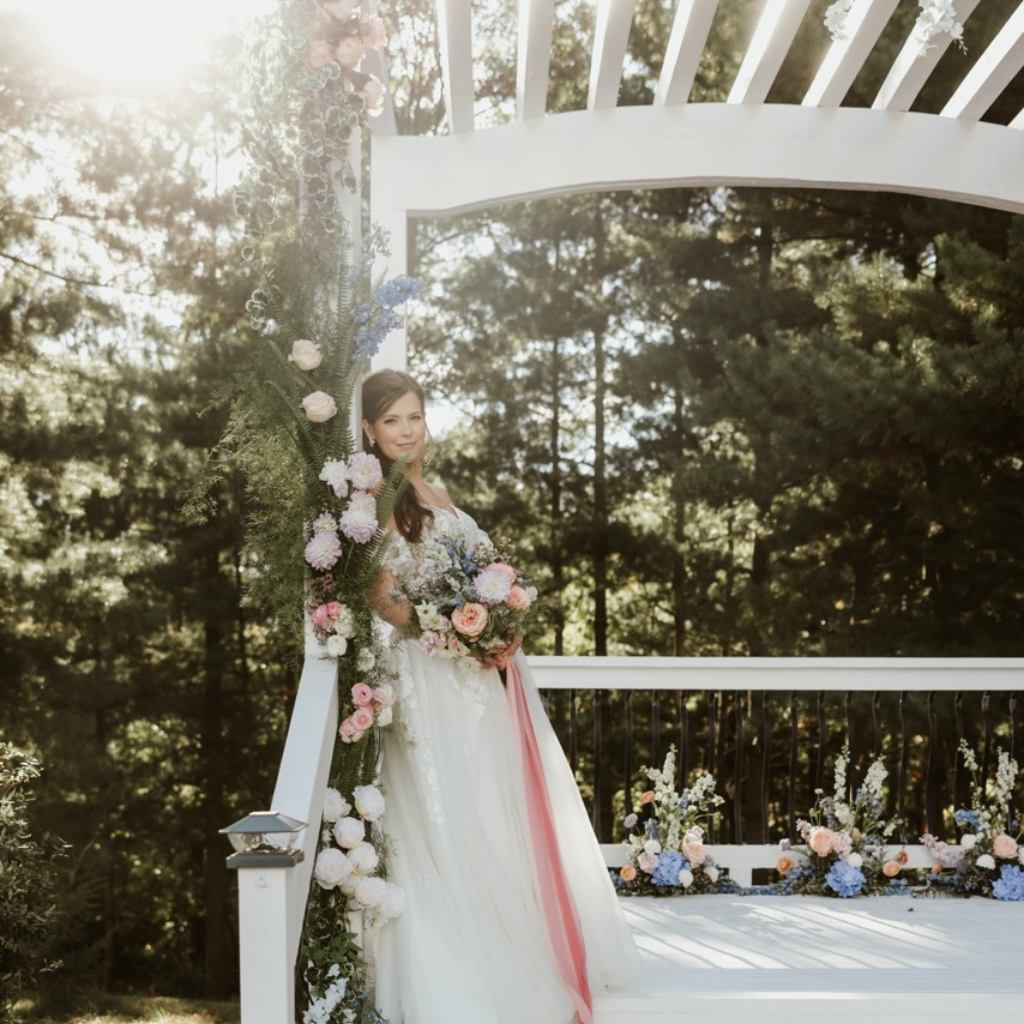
[{"xmin": 368, "ymin": 566, "xmax": 414, "ymax": 629}]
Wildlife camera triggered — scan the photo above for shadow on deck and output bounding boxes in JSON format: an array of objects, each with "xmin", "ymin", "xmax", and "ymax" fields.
[{"xmin": 596, "ymin": 895, "xmax": 1024, "ymax": 1022}]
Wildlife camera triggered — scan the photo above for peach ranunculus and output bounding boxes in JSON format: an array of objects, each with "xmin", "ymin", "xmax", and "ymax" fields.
[
  {"xmin": 351, "ymin": 683, "xmax": 375, "ymax": 707},
  {"xmin": 882, "ymin": 860, "xmax": 901, "ymax": 878},
  {"xmin": 776, "ymin": 856, "xmax": 794, "ymax": 875},
  {"xmin": 451, "ymin": 601, "xmax": 488, "ymax": 640},
  {"xmin": 338, "ymin": 716, "xmax": 362, "ymax": 743},
  {"xmin": 993, "ymin": 834, "xmax": 1019, "ymax": 859},
  {"xmin": 360, "ymin": 14, "xmax": 388, "ymax": 48},
  {"xmin": 639, "ymin": 790, "xmax": 656, "ymax": 805},
  {"xmin": 682, "ymin": 841, "xmax": 705, "ymax": 865},
  {"xmin": 302, "ymin": 391, "xmax": 338, "ymax": 422},
  {"xmin": 352, "ymin": 707, "xmax": 374, "ymax": 731},
  {"xmin": 483, "ymin": 562, "xmax": 517, "ymax": 582},
  {"xmin": 289, "ymin": 339, "xmax": 323, "ymax": 371},
  {"xmin": 506, "ymin": 585, "xmax": 533, "ymax": 610},
  {"xmin": 359, "ymin": 75, "xmax": 386, "ymax": 115},
  {"xmin": 808, "ymin": 827, "xmax": 835, "ymax": 857},
  {"xmin": 334, "ymin": 35, "xmax": 365, "ymax": 69},
  {"xmin": 619, "ymin": 864, "xmax": 637, "ymax": 882}
]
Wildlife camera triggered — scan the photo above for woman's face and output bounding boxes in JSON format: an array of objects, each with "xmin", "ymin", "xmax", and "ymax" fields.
[{"xmin": 365, "ymin": 390, "xmax": 426, "ymax": 463}]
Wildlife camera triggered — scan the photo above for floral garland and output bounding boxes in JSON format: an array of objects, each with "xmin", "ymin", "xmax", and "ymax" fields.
[
  {"xmin": 921, "ymin": 742, "xmax": 1024, "ymax": 900},
  {"xmin": 615, "ymin": 746, "xmax": 736, "ymax": 896},
  {"xmin": 825, "ymin": 0, "xmax": 966, "ymax": 56},
  {"xmin": 775, "ymin": 746, "xmax": 907, "ymax": 897}
]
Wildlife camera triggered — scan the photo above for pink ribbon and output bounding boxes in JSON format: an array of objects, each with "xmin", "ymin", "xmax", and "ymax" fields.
[{"xmin": 505, "ymin": 661, "xmax": 593, "ymax": 1024}]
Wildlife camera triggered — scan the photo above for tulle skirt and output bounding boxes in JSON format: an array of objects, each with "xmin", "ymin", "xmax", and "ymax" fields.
[{"xmin": 373, "ymin": 643, "xmax": 640, "ymax": 1024}]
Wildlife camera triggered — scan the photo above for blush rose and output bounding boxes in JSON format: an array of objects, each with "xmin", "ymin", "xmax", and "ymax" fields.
[{"xmin": 451, "ymin": 601, "xmax": 487, "ymax": 640}]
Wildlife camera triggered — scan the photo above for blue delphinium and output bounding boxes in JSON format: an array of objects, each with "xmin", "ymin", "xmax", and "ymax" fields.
[
  {"xmin": 825, "ymin": 859, "xmax": 866, "ymax": 898},
  {"xmin": 651, "ymin": 850, "xmax": 685, "ymax": 887},
  {"xmin": 992, "ymin": 864, "xmax": 1024, "ymax": 902},
  {"xmin": 954, "ymin": 808, "xmax": 982, "ymax": 831},
  {"xmin": 644, "ymin": 819, "xmax": 659, "ymax": 840}
]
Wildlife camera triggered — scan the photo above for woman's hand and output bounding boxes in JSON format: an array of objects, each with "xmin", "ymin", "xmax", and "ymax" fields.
[{"xmin": 483, "ymin": 635, "xmax": 522, "ymax": 671}]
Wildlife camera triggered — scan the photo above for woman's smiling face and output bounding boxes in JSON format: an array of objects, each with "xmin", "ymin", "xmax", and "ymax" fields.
[{"xmin": 366, "ymin": 389, "xmax": 426, "ymax": 463}]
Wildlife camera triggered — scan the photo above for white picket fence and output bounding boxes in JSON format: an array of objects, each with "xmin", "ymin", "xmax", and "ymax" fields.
[{"xmin": 230, "ymin": 655, "xmax": 1022, "ymax": 1024}]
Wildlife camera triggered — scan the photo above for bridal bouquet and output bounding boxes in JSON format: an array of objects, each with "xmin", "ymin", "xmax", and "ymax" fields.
[
  {"xmin": 390, "ymin": 533, "xmax": 537, "ymax": 668},
  {"xmin": 921, "ymin": 742, "xmax": 1024, "ymax": 900},
  {"xmin": 776, "ymin": 746, "xmax": 905, "ymax": 897},
  {"xmin": 617, "ymin": 746, "xmax": 734, "ymax": 896}
]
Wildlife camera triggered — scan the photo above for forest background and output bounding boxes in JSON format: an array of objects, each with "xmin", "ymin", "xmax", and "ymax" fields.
[{"xmin": 2, "ymin": 0, "xmax": 1022, "ymax": 1006}]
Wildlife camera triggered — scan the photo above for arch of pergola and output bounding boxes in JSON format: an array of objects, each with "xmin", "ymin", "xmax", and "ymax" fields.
[{"xmin": 368, "ymin": 0, "xmax": 1024, "ymax": 369}]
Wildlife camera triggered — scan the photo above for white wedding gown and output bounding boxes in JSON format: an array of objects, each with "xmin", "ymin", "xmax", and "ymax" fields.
[{"xmin": 373, "ymin": 506, "xmax": 640, "ymax": 1024}]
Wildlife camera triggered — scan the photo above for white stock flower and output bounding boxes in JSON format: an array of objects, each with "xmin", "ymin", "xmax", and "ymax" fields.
[
  {"xmin": 332, "ymin": 816, "xmax": 366, "ymax": 849},
  {"xmin": 322, "ymin": 787, "xmax": 351, "ymax": 823},
  {"xmin": 960, "ymin": 833, "xmax": 978, "ymax": 850},
  {"xmin": 313, "ymin": 848, "xmax": 353, "ymax": 889},
  {"xmin": 353, "ymin": 784, "xmax": 385, "ymax": 821},
  {"xmin": 348, "ymin": 841, "xmax": 380, "ymax": 873},
  {"xmin": 847, "ymin": 852, "xmax": 864, "ymax": 869}
]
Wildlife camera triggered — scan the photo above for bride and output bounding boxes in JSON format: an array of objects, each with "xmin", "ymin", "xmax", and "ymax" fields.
[{"xmin": 362, "ymin": 369, "xmax": 641, "ymax": 1024}]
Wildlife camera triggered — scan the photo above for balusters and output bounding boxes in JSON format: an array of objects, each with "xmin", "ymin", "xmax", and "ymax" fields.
[
  {"xmin": 926, "ymin": 691, "xmax": 939, "ymax": 834},
  {"xmin": 898, "ymin": 691, "xmax": 909, "ymax": 845},
  {"xmin": 1010, "ymin": 692, "xmax": 1019, "ymax": 761},
  {"xmin": 624, "ymin": 688, "xmax": 634, "ymax": 827},
  {"xmin": 815, "ymin": 691, "xmax": 826, "ymax": 793},
  {"xmin": 707, "ymin": 690, "xmax": 718, "ymax": 843},
  {"xmin": 872, "ymin": 691, "xmax": 882, "ymax": 759},
  {"xmin": 845, "ymin": 690, "xmax": 855, "ymax": 755},
  {"xmin": 652, "ymin": 691, "xmax": 661, "ymax": 767},
  {"xmin": 954, "ymin": 691, "xmax": 965, "ymax": 810},
  {"xmin": 761, "ymin": 690, "xmax": 772, "ymax": 843},
  {"xmin": 678, "ymin": 690, "xmax": 689, "ymax": 778},
  {"xmin": 569, "ymin": 687, "xmax": 578, "ymax": 775},
  {"xmin": 733, "ymin": 692, "xmax": 744, "ymax": 843},
  {"xmin": 981, "ymin": 691, "xmax": 992, "ymax": 788},
  {"xmin": 593, "ymin": 688, "xmax": 603, "ymax": 838},
  {"xmin": 788, "ymin": 692, "xmax": 798, "ymax": 843}
]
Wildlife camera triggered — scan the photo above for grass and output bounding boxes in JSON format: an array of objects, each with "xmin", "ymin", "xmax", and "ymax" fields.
[{"xmin": 11, "ymin": 993, "xmax": 240, "ymax": 1024}]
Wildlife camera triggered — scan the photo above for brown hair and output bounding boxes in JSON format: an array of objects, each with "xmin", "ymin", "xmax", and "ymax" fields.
[{"xmin": 361, "ymin": 369, "xmax": 433, "ymax": 542}]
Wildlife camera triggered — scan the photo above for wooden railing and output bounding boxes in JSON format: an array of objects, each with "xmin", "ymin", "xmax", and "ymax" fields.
[{"xmin": 230, "ymin": 655, "xmax": 1022, "ymax": 1022}]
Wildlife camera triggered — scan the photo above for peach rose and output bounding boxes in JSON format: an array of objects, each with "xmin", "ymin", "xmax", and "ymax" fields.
[
  {"xmin": 683, "ymin": 841, "xmax": 705, "ymax": 865},
  {"xmin": 640, "ymin": 790, "xmax": 655, "ymax": 805},
  {"xmin": 335, "ymin": 35, "xmax": 365, "ymax": 69},
  {"xmin": 451, "ymin": 601, "xmax": 487, "ymax": 640},
  {"xmin": 895, "ymin": 849, "xmax": 909, "ymax": 865},
  {"xmin": 506, "ymin": 585, "xmax": 533, "ymax": 610},
  {"xmin": 776, "ymin": 856, "xmax": 794, "ymax": 875},
  {"xmin": 882, "ymin": 860, "xmax": 901, "ymax": 878},
  {"xmin": 302, "ymin": 391, "xmax": 338, "ymax": 422},
  {"xmin": 619, "ymin": 864, "xmax": 637, "ymax": 882},
  {"xmin": 993, "ymin": 834, "xmax": 1019, "ymax": 859},
  {"xmin": 360, "ymin": 14, "xmax": 387, "ymax": 48},
  {"xmin": 809, "ymin": 827, "xmax": 835, "ymax": 857},
  {"xmin": 359, "ymin": 75, "xmax": 386, "ymax": 114},
  {"xmin": 289, "ymin": 339, "xmax": 323, "ymax": 371}
]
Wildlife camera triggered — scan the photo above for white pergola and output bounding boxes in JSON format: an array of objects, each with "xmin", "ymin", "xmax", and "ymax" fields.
[{"xmin": 369, "ymin": 0, "xmax": 1024, "ymax": 369}]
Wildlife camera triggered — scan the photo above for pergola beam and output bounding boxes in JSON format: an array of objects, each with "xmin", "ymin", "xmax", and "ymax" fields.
[
  {"xmin": 803, "ymin": 0, "xmax": 899, "ymax": 108},
  {"xmin": 517, "ymin": 0, "xmax": 557, "ymax": 121},
  {"xmin": 872, "ymin": 0, "xmax": 982, "ymax": 112},
  {"xmin": 728, "ymin": 0, "xmax": 812, "ymax": 104},
  {"xmin": 436, "ymin": 0, "xmax": 474, "ymax": 134},
  {"xmin": 654, "ymin": 0, "xmax": 720, "ymax": 106},
  {"xmin": 588, "ymin": 0, "xmax": 636, "ymax": 110},
  {"xmin": 942, "ymin": 1, "xmax": 1024, "ymax": 121}
]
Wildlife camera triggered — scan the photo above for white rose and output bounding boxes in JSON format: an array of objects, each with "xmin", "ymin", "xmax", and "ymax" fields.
[
  {"xmin": 332, "ymin": 816, "xmax": 366, "ymax": 849},
  {"xmin": 960, "ymin": 834, "xmax": 978, "ymax": 850},
  {"xmin": 340, "ymin": 870, "xmax": 364, "ymax": 896},
  {"xmin": 679, "ymin": 869, "xmax": 694, "ymax": 888},
  {"xmin": 379, "ymin": 882, "xmax": 405, "ymax": 919},
  {"xmin": 975, "ymin": 853, "xmax": 996, "ymax": 870},
  {"xmin": 705, "ymin": 866, "xmax": 719, "ymax": 884},
  {"xmin": 313, "ymin": 848, "xmax": 353, "ymax": 889},
  {"xmin": 373, "ymin": 683, "xmax": 395, "ymax": 706},
  {"xmin": 643, "ymin": 840, "xmax": 662, "ymax": 856},
  {"xmin": 288, "ymin": 339, "xmax": 323, "ymax": 371},
  {"xmin": 353, "ymin": 784, "xmax": 385, "ymax": 821},
  {"xmin": 326, "ymin": 635, "xmax": 348, "ymax": 658},
  {"xmin": 302, "ymin": 391, "xmax": 338, "ymax": 423},
  {"xmin": 354, "ymin": 876, "xmax": 387, "ymax": 908},
  {"xmin": 322, "ymin": 787, "xmax": 350, "ymax": 824},
  {"xmin": 348, "ymin": 841, "xmax": 380, "ymax": 873},
  {"xmin": 846, "ymin": 852, "xmax": 864, "ymax": 869},
  {"xmin": 375, "ymin": 705, "xmax": 393, "ymax": 727},
  {"xmin": 356, "ymin": 648, "xmax": 375, "ymax": 672}
]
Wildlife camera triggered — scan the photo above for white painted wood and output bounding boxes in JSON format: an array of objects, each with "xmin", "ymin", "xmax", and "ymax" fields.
[
  {"xmin": 367, "ymin": 172, "xmax": 411, "ymax": 370},
  {"xmin": 1012, "ymin": 105, "xmax": 1024, "ymax": 129},
  {"xmin": 269, "ymin": 645, "xmax": 340, "ymax": 966},
  {"xmin": 803, "ymin": 0, "xmax": 899, "ymax": 108},
  {"xmin": 370, "ymin": 105, "xmax": 1024, "ymax": 218},
  {"xmin": 436, "ymin": 0, "xmax": 474, "ymax": 134},
  {"xmin": 727, "ymin": 0, "xmax": 812, "ymax": 105},
  {"xmin": 595, "ymin": 895, "xmax": 1024, "ymax": 1022},
  {"xmin": 528, "ymin": 654, "xmax": 1024, "ymax": 691},
  {"xmin": 872, "ymin": 0, "xmax": 982, "ymax": 111},
  {"xmin": 588, "ymin": 0, "xmax": 637, "ymax": 110},
  {"xmin": 517, "ymin": 0, "xmax": 557, "ymax": 121},
  {"xmin": 654, "ymin": 0, "xmax": 719, "ymax": 106},
  {"xmin": 236, "ymin": 869, "xmax": 296, "ymax": 1024},
  {"xmin": 942, "ymin": 0, "xmax": 1024, "ymax": 121}
]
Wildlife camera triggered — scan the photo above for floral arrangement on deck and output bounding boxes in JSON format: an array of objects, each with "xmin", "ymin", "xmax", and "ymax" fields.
[
  {"xmin": 386, "ymin": 533, "xmax": 537, "ymax": 669},
  {"xmin": 920, "ymin": 742, "xmax": 1024, "ymax": 901},
  {"xmin": 824, "ymin": 0, "xmax": 966, "ymax": 56},
  {"xmin": 775, "ymin": 746, "xmax": 906, "ymax": 898},
  {"xmin": 615, "ymin": 746, "xmax": 735, "ymax": 896}
]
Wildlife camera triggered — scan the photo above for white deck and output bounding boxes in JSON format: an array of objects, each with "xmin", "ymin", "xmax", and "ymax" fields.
[{"xmin": 596, "ymin": 895, "xmax": 1024, "ymax": 1022}]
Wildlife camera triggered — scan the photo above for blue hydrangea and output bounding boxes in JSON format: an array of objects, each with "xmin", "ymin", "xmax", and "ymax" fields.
[
  {"xmin": 825, "ymin": 859, "xmax": 866, "ymax": 898},
  {"xmin": 651, "ymin": 850, "xmax": 685, "ymax": 887},
  {"xmin": 644, "ymin": 819, "xmax": 659, "ymax": 840},
  {"xmin": 954, "ymin": 808, "xmax": 981, "ymax": 831},
  {"xmin": 992, "ymin": 864, "xmax": 1024, "ymax": 902}
]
